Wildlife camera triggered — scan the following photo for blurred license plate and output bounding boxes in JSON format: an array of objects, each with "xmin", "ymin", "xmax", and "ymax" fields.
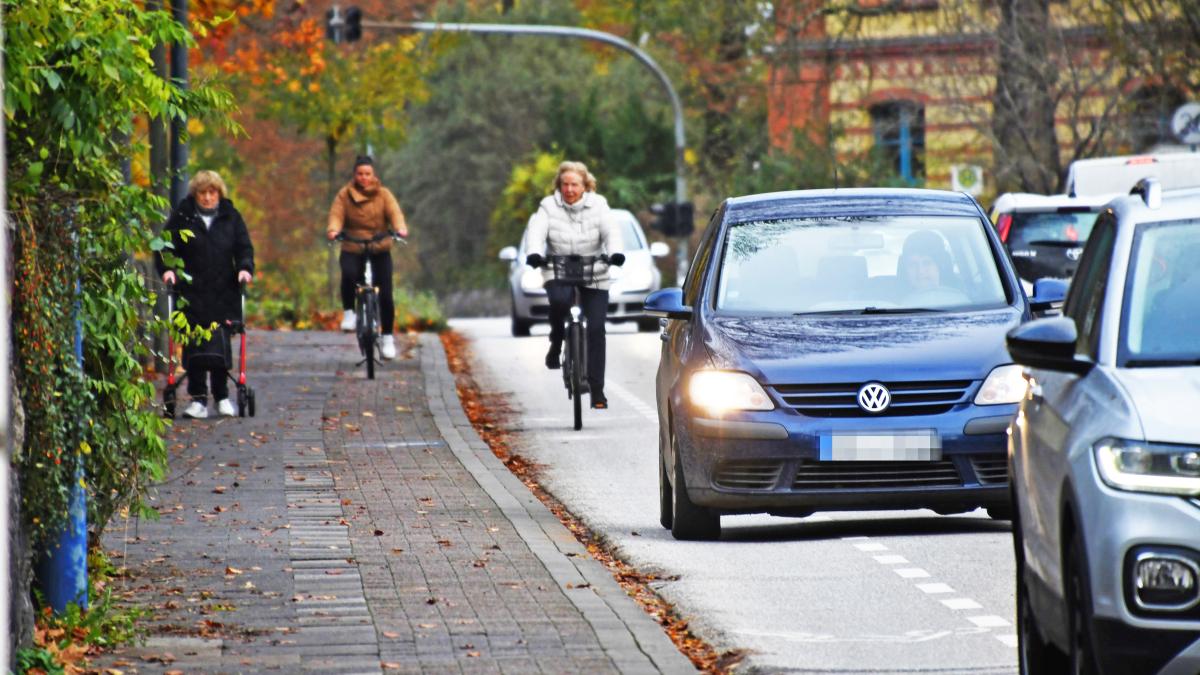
[{"xmin": 819, "ymin": 430, "xmax": 941, "ymax": 461}]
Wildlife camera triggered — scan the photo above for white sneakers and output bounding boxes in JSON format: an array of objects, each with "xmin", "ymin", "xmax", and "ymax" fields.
[
  {"xmin": 380, "ymin": 335, "xmax": 397, "ymax": 360},
  {"xmin": 182, "ymin": 401, "xmax": 208, "ymax": 419},
  {"xmin": 217, "ymin": 399, "xmax": 237, "ymax": 417},
  {"xmin": 340, "ymin": 309, "xmax": 356, "ymax": 332}
]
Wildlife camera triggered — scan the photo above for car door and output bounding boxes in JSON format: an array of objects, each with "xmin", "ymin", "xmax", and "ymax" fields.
[{"xmin": 1019, "ymin": 216, "xmax": 1117, "ymax": 594}]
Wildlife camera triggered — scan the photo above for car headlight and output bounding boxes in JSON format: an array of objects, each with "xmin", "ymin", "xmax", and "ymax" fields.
[
  {"xmin": 688, "ymin": 370, "xmax": 774, "ymax": 413},
  {"xmin": 519, "ymin": 266, "xmax": 545, "ymax": 293},
  {"xmin": 614, "ymin": 266, "xmax": 653, "ymax": 293},
  {"xmin": 974, "ymin": 364, "xmax": 1027, "ymax": 405},
  {"xmin": 1095, "ymin": 438, "xmax": 1200, "ymax": 496}
]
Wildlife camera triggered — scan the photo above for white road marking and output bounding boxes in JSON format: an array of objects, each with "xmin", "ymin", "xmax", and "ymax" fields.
[
  {"xmin": 996, "ymin": 634, "xmax": 1018, "ymax": 647},
  {"xmin": 873, "ymin": 554, "xmax": 908, "ymax": 565},
  {"xmin": 854, "ymin": 542, "xmax": 889, "ymax": 552},
  {"xmin": 941, "ymin": 598, "xmax": 983, "ymax": 610},
  {"xmin": 967, "ymin": 615, "xmax": 1011, "ymax": 629},
  {"xmin": 916, "ymin": 582, "xmax": 955, "ymax": 594},
  {"xmin": 894, "ymin": 567, "xmax": 932, "ymax": 579},
  {"xmin": 605, "ymin": 380, "xmax": 658, "ymax": 424}
]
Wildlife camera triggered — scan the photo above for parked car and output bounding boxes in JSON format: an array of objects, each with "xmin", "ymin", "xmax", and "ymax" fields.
[
  {"xmin": 1065, "ymin": 152, "xmax": 1200, "ymax": 198},
  {"xmin": 498, "ymin": 208, "xmax": 669, "ymax": 337},
  {"xmin": 990, "ymin": 192, "xmax": 1112, "ymax": 289},
  {"xmin": 645, "ymin": 188, "xmax": 1065, "ymax": 540},
  {"xmin": 1007, "ymin": 179, "xmax": 1200, "ymax": 674}
]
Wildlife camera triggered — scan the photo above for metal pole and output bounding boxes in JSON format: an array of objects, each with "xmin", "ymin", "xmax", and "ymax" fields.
[
  {"xmin": 1, "ymin": 28, "xmax": 10, "ymax": 664},
  {"xmin": 365, "ymin": 20, "xmax": 691, "ymax": 279},
  {"xmin": 169, "ymin": 0, "xmax": 189, "ymax": 208}
]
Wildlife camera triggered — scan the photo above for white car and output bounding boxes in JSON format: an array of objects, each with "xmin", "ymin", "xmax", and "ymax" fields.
[
  {"xmin": 498, "ymin": 208, "xmax": 670, "ymax": 336},
  {"xmin": 1007, "ymin": 179, "xmax": 1200, "ymax": 674},
  {"xmin": 989, "ymin": 192, "xmax": 1114, "ymax": 289}
]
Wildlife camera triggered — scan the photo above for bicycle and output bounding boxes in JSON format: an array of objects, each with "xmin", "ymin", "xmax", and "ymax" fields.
[
  {"xmin": 539, "ymin": 253, "xmax": 622, "ymax": 431},
  {"xmin": 332, "ymin": 231, "xmax": 405, "ymax": 380}
]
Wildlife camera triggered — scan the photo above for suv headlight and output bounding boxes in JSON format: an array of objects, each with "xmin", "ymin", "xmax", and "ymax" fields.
[
  {"xmin": 689, "ymin": 370, "xmax": 774, "ymax": 413},
  {"xmin": 974, "ymin": 364, "xmax": 1027, "ymax": 405},
  {"xmin": 519, "ymin": 266, "xmax": 545, "ymax": 293},
  {"xmin": 1095, "ymin": 438, "xmax": 1200, "ymax": 496}
]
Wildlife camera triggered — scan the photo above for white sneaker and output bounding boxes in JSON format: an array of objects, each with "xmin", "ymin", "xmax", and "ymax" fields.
[
  {"xmin": 340, "ymin": 309, "xmax": 356, "ymax": 332},
  {"xmin": 380, "ymin": 335, "xmax": 397, "ymax": 360},
  {"xmin": 182, "ymin": 401, "xmax": 208, "ymax": 419},
  {"xmin": 217, "ymin": 399, "xmax": 237, "ymax": 417}
]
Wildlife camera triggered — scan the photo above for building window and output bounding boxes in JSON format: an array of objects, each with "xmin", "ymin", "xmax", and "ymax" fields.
[
  {"xmin": 870, "ymin": 100, "xmax": 925, "ymax": 184},
  {"xmin": 1130, "ymin": 86, "xmax": 1184, "ymax": 151}
]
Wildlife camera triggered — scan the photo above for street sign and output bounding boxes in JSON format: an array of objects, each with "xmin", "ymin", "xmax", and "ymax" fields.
[
  {"xmin": 950, "ymin": 164, "xmax": 984, "ymax": 196},
  {"xmin": 1171, "ymin": 102, "xmax": 1200, "ymax": 145}
]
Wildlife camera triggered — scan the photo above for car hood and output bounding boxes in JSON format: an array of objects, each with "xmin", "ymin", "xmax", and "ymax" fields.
[
  {"xmin": 704, "ymin": 309, "xmax": 1021, "ymax": 385},
  {"xmin": 1113, "ymin": 367, "xmax": 1200, "ymax": 444}
]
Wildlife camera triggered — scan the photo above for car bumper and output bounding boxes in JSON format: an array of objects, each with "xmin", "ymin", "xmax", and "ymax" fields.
[
  {"xmin": 512, "ymin": 288, "xmax": 656, "ymax": 323},
  {"xmin": 1075, "ymin": 463, "xmax": 1200, "ymax": 674},
  {"xmin": 674, "ymin": 406, "xmax": 1015, "ymax": 515}
]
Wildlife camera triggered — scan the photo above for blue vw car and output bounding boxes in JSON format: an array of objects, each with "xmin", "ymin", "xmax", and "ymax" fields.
[{"xmin": 645, "ymin": 188, "xmax": 1063, "ymax": 540}]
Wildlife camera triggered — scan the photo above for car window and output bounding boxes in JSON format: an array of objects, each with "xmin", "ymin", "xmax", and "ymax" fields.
[
  {"xmin": 1063, "ymin": 217, "xmax": 1115, "ymax": 358},
  {"xmin": 1120, "ymin": 218, "xmax": 1200, "ymax": 365},
  {"xmin": 612, "ymin": 212, "xmax": 645, "ymax": 251},
  {"xmin": 1009, "ymin": 211, "xmax": 1099, "ymax": 248},
  {"xmin": 684, "ymin": 208, "xmax": 721, "ymax": 306},
  {"xmin": 714, "ymin": 215, "xmax": 1006, "ymax": 314}
]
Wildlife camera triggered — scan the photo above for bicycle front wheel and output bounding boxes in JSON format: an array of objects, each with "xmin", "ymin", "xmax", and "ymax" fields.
[
  {"xmin": 568, "ymin": 321, "xmax": 584, "ymax": 430},
  {"xmin": 358, "ymin": 292, "xmax": 378, "ymax": 380}
]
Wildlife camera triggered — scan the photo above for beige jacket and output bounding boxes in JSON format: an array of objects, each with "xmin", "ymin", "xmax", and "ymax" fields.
[{"xmin": 327, "ymin": 181, "xmax": 407, "ymax": 254}]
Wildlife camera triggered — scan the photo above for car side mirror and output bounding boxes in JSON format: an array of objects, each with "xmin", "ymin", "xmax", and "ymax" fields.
[
  {"xmin": 1029, "ymin": 277, "xmax": 1068, "ymax": 316},
  {"xmin": 644, "ymin": 287, "xmax": 692, "ymax": 320},
  {"xmin": 649, "ymin": 242, "xmax": 670, "ymax": 258},
  {"xmin": 498, "ymin": 246, "xmax": 517, "ymax": 262},
  {"xmin": 1006, "ymin": 317, "xmax": 1094, "ymax": 375}
]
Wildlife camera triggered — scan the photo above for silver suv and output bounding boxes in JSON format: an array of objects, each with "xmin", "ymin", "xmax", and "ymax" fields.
[{"xmin": 1006, "ymin": 179, "xmax": 1200, "ymax": 674}]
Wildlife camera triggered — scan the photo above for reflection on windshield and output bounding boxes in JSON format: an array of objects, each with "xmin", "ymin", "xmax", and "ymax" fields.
[
  {"xmin": 1122, "ymin": 219, "xmax": 1200, "ymax": 363},
  {"xmin": 716, "ymin": 215, "xmax": 1007, "ymax": 314}
]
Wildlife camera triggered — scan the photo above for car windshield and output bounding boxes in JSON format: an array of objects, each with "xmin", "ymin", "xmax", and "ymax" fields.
[
  {"xmin": 1009, "ymin": 211, "xmax": 1099, "ymax": 248},
  {"xmin": 716, "ymin": 215, "xmax": 1008, "ymax": 314},
  {"xmin": 614, "ymin": 212, "xmax": 644, "ymax": 251},
  {"xmin": 1121, "ymin": 218, "xmax": 1200, "ymax": 365}
]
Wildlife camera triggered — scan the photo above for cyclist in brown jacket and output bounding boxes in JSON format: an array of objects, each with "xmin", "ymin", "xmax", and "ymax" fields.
[{"xmin": 326, "ymin": 155, "xmax": 409, "ymax": 359}]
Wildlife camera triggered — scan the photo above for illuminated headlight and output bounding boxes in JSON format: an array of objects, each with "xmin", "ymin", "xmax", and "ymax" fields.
[
  {"xmin": 519, "ymin": 266, "xmax": 545, "ymax": 293},
  {"xmin": 688, "ymin": 370, "xmax": 774, "ymax": 413},
  {"xmin": 974, "ymin": 364, "xmax": 1027, "ymax": 405},
  {"xmin": 1095, "ymin": 438, "xmax": 1200, "ymax": 496},
  {"xmin": 613, "ymin": 266, "xmax": 653, "ymax": 293}
]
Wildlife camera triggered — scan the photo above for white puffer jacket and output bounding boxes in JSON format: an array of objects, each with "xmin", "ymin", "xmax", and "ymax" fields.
[{"xmin": 525, "ymin": 191, "xmax": 617, "ymax": 290}]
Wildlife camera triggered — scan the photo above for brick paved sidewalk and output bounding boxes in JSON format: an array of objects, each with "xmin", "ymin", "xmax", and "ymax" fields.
[{"xmin": 94, "ymin": 330, "xmax": 693, "ymax": 674}]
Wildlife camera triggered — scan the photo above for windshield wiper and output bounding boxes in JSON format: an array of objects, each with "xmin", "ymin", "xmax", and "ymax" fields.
[{"xmin": 1125, "ymin": 358, "xmax": 1200, "ymax": 368}]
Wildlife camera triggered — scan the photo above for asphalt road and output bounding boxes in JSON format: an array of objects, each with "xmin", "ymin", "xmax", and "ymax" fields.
[{"xmin": 452, "ymin": 317, "xmax": 1019, "ymax": 674}]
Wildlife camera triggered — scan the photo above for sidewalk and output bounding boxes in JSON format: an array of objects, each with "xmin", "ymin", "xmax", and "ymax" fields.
[{"xmin": 94, "ymin": 330, "xmax": 694, "ymax": 674}]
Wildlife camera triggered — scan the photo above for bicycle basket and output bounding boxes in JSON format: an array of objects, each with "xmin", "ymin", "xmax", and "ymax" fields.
[
  {"xmin": 181, "ymin": 324, "xmax": 233, "ymax": 371},
  {"xmin": 550, "ymin": 255, "xmax": 598, "ymax": 285}
]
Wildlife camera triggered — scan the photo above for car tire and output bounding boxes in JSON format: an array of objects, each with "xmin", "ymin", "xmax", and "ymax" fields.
[
  {"xmin": 987, "ymin": 504, "xmax": 1013, "ymax": 521},
  {"xmin": 636, "ymin": 317, "xmax": 659, "ymax": 333},
  {"xmin": 510, "ymin": 308, "xmax": 532, "ymax": 337},
  {"xmin": 1015, "ymin": 501, "xmax": 1066, "ymax": 674},
  {"xmin": 670, "ymin": 437, "xmax": 720, "ymax": 541},
  {"xmin": 658, "ymin": 444, "xmax": 673, "ymax": 530},
  {"xmin": 1065, "ymin": 528, "xmax": 1099, "ymax": 675}
]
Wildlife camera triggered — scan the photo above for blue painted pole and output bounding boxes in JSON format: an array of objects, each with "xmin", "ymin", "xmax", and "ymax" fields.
[{"xmin": 36, "ymin": 281, "xmax": 88, "ymax": 612}]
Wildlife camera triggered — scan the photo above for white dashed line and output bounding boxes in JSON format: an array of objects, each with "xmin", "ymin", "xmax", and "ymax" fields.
[
  {"xmin": 894, "ymin": 567, "xmax": 931, "ymax": 579},
  {"xmin": 605, "ymin": 380, "xmax": 658, "ymax": 423},
  {"xmin": 996, "ymin": 634, "xmax": 1018, "ymax": 647},
  {"xmin": 854, "ymin": 542, "xmax": 889, "ymax": 552},
  {"xmin": 916, "ymin": 582, "xmax": 955, "ymax": 594},
  {"xmin": 941, "ymin": 598, "xmax": 983, "ymax": 610},
  {"xmin": 967, "ymin": 615, "xmax": 1011, "ymax": 629},
  {"xmin": 873, "ymin": 554, "xmax": 909, "ymax": 565}
]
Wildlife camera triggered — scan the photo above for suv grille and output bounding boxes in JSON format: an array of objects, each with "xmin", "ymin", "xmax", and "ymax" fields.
[
  {"xmin": 713, "ymin": 460, "xmax": 783, "ymax": 490},
  {"xmin": 774, "ymin": 380, "xmax": 974, "ymax": 417},
  {"xmin": 792, "ymin": 460, "xmax": 961, "ymax": 489},
  {"xmin": 970, "ymin": 456, "xmax": 1009, "ymax": 485}
]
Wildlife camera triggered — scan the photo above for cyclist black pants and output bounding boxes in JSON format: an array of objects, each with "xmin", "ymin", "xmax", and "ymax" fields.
[
  {"xmin": 340, "ymin": 250, "xmax": 394, "ymax": 335},
  {"xmin": 186, "ymin": 366, "xmax": 229, "ymax": 403},
  {"xmin": 546, "ymin": 282, "xmax": 608, "ymax": 394}
]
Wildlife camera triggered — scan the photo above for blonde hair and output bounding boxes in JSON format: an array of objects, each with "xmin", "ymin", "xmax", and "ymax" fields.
[
  {"xmin": 554, "ymin": 161, "xmax": 597, "ymax": 193},
  {"xmin": 189, "ymin": 170, "xmax": 228, "ymax": 199}
]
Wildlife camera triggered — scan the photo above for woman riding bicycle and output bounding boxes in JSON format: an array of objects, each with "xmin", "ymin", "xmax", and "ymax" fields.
[
  {"xmin": 327, "ymin": 155, "xmax": 409, "ymax": 360},
  {"xmin": 525, "ymin": 161, "xmax": 623, "ymax": 410}
]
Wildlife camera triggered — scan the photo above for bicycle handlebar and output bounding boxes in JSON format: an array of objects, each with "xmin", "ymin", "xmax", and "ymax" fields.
[{"xmin": 332, "ymin": 231, "xmax": 407, "ymax": 245}]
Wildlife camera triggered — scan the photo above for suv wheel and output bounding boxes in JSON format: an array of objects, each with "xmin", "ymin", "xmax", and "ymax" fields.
[
  {"xmin": 510, "ymin": 307, "xmax": 532, "ymax": 337},
  {"xmin": 1015, "ymin": 505, "xmax": 1066, "ymax": 673},
  {"xmin": 1065, "ymin": 528, "xmax": 1099, "ymax": 675}
]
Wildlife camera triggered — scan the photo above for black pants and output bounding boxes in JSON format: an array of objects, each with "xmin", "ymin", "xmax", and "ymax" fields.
[
  {"xmin": 546, "ymin": 282, "xmax": 608, "ymax": 395},
  {"xmin": 340, "ymin": 250, "xmax": 394, "ymax": 335},
  {"xmin": 186, "ymin": 366, "xmax": 229, "ymax": 402}
]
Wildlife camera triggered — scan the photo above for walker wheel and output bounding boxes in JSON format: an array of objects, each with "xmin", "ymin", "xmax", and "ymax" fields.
[
  {"xmin": 163, "ymin": 389, "xmax": 176, "ymax": 419},
  {"xmin": 247, "ymin": 388, "xmax": 256, "ymax": 417},
  {"xmin": 237, "ymin": 387, "xmax": 247, "ymax": 418}
]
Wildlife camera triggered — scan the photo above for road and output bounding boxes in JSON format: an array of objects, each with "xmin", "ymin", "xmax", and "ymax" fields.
[{"xmin": 452, "ymin": 317, "xmax": 1018, "ymax": 674}]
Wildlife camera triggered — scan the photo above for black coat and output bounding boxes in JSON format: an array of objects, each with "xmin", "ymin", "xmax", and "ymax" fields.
[{"xmin": 155, "ymin": 196, "xmax": 255, "ymax": 327}]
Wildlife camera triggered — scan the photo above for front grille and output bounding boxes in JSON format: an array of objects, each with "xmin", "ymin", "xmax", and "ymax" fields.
[
  {"xmin": 792, "ymin": 460, "xmax": 961, "ymax": 490},
  {"xmin": 713, "ymin": 460, "xmax": 782, "ymax": 490},
  {"xmin": 774, "ymin": 380, "xmax": 974, "ymax": 417},
  {"xmin": 970, "ymin": 456, "xmax": 1009, "ymax": 485}
]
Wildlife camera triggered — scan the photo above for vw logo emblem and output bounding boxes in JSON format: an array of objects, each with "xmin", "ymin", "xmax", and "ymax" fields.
[
  {"xmin": 857, "ymin": 382, "xmax": 891, "ymax": 413},
  {"xmin": 1066, "ymin": 247, "xmax": 1084, "ymax": 261}
]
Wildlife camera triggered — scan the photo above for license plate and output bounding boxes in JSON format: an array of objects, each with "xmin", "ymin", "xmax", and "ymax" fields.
[{"xmin": 819, "ymin": 430, "xmax": 941, "ymax": 461}]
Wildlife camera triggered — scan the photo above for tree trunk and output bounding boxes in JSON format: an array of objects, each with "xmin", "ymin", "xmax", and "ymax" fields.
[
  {"xmin": 992, "ymin": 0, "xmax": 1060, "ymax": 194},
  {"xmin": 8, "ymin": 381, "xmax": 34, "ymax": 670}
]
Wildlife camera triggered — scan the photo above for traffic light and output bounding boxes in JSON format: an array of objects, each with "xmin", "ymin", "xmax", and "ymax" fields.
[
  {"xmin": 649, "ymin": 201, "xmax": 694, "ymax": 237},
  {"xmin": 325, "ymin": 6, "xmax": 362, "ymax": 43}
]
